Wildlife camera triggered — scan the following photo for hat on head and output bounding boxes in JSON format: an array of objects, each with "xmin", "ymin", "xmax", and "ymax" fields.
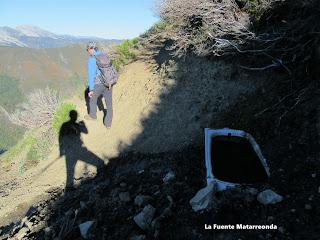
[{"xmin": 86, "ymin": 41, "xmax": 97, "ymax": 50}]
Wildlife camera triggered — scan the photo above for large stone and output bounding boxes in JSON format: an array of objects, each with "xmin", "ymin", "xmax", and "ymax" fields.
[
  {"xmin": 134, "ymin": 205, "xmax": 156, "ymax": 230},
  {"xmin": 257, "ymin": 189, "xmax": 283, "ymax": 205},
  {"xmin": 190, "ymin": 184, "xmax": 215, "ymax": 212},
  {"xmin": 79, "ymin": 221, "xmax": 94, "ymax": 239}
]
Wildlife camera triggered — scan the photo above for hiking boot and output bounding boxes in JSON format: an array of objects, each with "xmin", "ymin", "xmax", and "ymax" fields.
[{"xmin": 84, "ymin": 115, "xmax": 97, "ymax": 121}]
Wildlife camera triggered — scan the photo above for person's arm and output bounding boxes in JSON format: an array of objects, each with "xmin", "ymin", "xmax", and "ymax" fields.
[
  {"xmin": 88, "ymin": 57, "xmax": 97, "ymax": 92},
  {"xmin": 78, "ymin": 121, "xmax": 88, "ymax": 134}
]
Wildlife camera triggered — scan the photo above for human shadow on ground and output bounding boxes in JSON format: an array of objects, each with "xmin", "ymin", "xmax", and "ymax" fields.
[{"xmin": 58, "ymin": 110, "xmax": 105, "ymax": 190}]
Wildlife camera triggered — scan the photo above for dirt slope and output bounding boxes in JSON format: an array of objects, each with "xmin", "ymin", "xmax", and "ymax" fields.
[{"xmin": 0, "ymin": 52, "xmax": 262, "ymax": 226}]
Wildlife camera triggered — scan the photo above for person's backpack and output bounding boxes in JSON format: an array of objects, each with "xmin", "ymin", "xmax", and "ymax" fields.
[{"xmin": 95, "ymin": 53, "xmax": 119, "ymax": 88}]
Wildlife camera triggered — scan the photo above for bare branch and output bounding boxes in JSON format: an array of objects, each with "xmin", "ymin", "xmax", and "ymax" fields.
[{"xmin": 1, "ymin": 87, "xmax": 61, "ymax": 129}]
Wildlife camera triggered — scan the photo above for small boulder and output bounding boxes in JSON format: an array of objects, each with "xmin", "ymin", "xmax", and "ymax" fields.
[
  {"xmin": 163, "ymin": 171, "xmax": 175, "ymax": 184},
  {"xmin": 44, "ymin": 227, "xmax": 52, "ymax": 236},
  {"xmin": 134, "ymin": 205, "xmax": 156, "ymax": 230},
  {"xmin": 134, "ymin": 195, "xmax": 151, "ymax": 207},
  {"xmin": 119, "ymin": 192, "xmax": 131, "ymax": 202},
  {"xmin": 245, "ymin": 187, "xmax": 258, "ymax": 195},
  {"xmin": 80, "ymin": 201, "xmax": 87, "ymax": 209},
  {"xmin": 257, "ymin": 189, "xmax": 283, "ymax": 205},
  {"xmin": 189, "ymin": 184, "xmax": 215, "ymax": 212},
  {"xmin": 79, "ymin": 221, "xmax": 94, "ymax": 239}
]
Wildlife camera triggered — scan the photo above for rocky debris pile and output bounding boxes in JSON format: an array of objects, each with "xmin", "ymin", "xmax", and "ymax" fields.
[
  {"xmin": 0, "ymin": 188, "xmax": 61, "ymax": 240},
  {"xmin": 1, "ymin": 145, "xmax": 319, "ymax": 240}
]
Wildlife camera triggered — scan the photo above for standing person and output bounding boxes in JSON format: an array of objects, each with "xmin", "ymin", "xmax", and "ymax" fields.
[{"xmin": 84, "ymin": 42, "xmax": 113, "ymax": 128}]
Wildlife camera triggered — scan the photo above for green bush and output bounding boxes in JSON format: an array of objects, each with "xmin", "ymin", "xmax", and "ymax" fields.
[
  {"xmin": 111, "ymin": 38, "xmax": 140, "ymax": 70},
  {"xmin": 26, "ymin": 144, "xmax": 39, "ymax": 161},
  {"xmin": 52, "ymin": 102, "xmax": 76, "ymax": 133},
  {"xmin": 140, "ymin": 21, "xmax": 169, "ymax": 38},
  {"xmin": 24, "ymin": 128, "xmax": 55, "ymax": 169},
  {"xmin": 116, "ymin": 39, "xmax": 138, "ymax": 60}
]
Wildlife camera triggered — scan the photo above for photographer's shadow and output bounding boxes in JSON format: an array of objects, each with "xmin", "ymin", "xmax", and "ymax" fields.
[{"xmin": 58, "ymin": 110, "xmax": 105, "ymax": 190}]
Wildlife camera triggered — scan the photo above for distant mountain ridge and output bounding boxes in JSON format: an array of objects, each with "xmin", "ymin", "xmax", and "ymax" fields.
[{"xmin": 0, "ymin": 25, "xmax": 122, "ymax": 48}]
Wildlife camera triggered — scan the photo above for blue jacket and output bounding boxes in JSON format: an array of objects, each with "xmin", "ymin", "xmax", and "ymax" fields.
[{"xmin": 87, "ymin": 50, "xmax": 102, "ymax": 91}]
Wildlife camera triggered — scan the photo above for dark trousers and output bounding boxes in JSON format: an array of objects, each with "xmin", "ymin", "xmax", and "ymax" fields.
[{"xmin": 89, "ymin": 84, "xmax": 113, "ymax": 127}]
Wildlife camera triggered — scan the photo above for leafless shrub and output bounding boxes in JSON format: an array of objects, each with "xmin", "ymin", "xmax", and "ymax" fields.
[
  {"xmin": 151, "ymin": 0, "xmax": 319, "ymax": 79},
  {"xmin": 0, "ymin": 87, "xmax": 60, "ymax": 129},
  {"xmin": 155, "ymin": 0, "xmax": 256, "ymax": 56}
]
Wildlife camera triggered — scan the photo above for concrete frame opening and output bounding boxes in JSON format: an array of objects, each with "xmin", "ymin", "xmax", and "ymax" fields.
[{"xmin": 205, "ymin": 128, "xmax": 270, "ymax": 191}]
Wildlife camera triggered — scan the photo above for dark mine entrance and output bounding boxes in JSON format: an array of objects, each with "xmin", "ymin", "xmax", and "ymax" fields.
[{"xmin": 211, "ymin": 136, "xmax": 269, "ymax": 184}]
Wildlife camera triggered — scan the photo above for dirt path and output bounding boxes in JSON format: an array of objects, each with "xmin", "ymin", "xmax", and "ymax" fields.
[{"xmin": 0, "ymin": 60, "xmax": 165, "ymax": 226}]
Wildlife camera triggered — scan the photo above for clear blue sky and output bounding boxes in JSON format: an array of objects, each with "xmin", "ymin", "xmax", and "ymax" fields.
[{"xmin": 0, "ymin": 0, "xmax": 159, "ymax": 39}]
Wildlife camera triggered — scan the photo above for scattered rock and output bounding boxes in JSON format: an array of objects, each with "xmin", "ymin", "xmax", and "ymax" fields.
[
  {"xmin": 267, "ymin": 216, "xmax": 274, "ymax": 222},
  {"xmin": 80, "ymin": 201, "xmax": 87, "ymax": 209},
  {"xmin": 120, "ymin": 182, "xmax": 127, "ymax": 188},
  {"xmin": 24, "ymin": 220, "xmax": 33, "ymax": 231},
  {"xmin": 278, "ymin": 226, "xmax": 285, "ymax": 233},
  {"xmin": 44, "ymin": 227, "xmax": 51, "ymax": 236},
  {"xmin": 79, "ymin": 221, "xmax": 95, "ymax": 239},
  {"xmin": 257, "ymin": 189, "xmax": 283, "ymax": 205},
  {"xmin": 190, "ymin": 184, "xmax": 215, "ymax": 212},
  {"xmin": 65, "ymin": 209, "xmax": 74, "ymax": 216},
  {"xmin": 153, "ymin": 190, "xmax": 161, "ymax": 197},
  {"xmin": 290, "ymin": 209, "xmax": 296, "ymax": 213},
  {"xmin": 16, "ymin": 227, "xmax": 29, "ymax": 240},
  {"xmin": 245, "ymin": 187, "xmax": 258, "ymax": 195},
  {"xmin": 311, "ymin": 173, "xmax": 316, "ymax": 178},
  {"xmin": 130, "ymin": 235, "xmax": 146, "ymax": 240},
  {"xmin": 134, "ymin": 195, "xmax": 151, "ymax": 207},
  {"xmin": 151, "ymin": 195, "xmax": 173, "ymax": 238},
  {"xmin": 305, "ymin": 204, "xmax": 312, "ymax": 210},
  {"xmin": 163, "ymin": 171, "xmax": 175, "ymax": 184},
  {"xmin": 119, "ymin": 192, "xmax": 131, "ymax": 202},
  {"xmin": 32, "ymin": 220, "xmax": 46, "ymax": 233},
  {"xmin": 134, "ymin": 204, "xmax": 156, "ymax": 230}
]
